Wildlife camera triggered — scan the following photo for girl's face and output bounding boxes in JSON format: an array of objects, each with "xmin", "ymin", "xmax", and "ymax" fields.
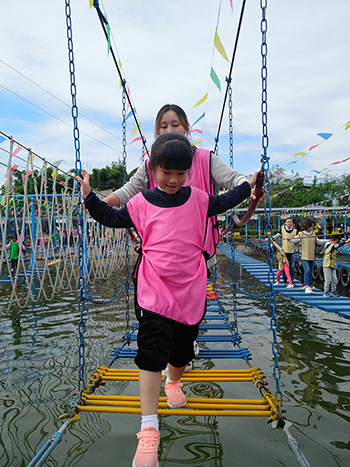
[
  {"xmin": 305, "ymin": 224, "xmax": 313, "ymax": 232},
  {"xmin": 153, "ymin": 166, "xmax": 189, "ymax": 195},
  {"xmin": 158, "ymin": 110, "xmax": 187, "ymax": 136}
]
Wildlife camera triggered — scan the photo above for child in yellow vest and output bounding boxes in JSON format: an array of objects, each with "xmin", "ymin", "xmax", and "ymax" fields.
[
  {"xmin": 323, "ymin": 235, "xmax": 350, "ymax": 297},
  {"xmin": 288, "ymin": 218, "xmax": 327, "ymax": 294},
  {"xmin": 271, "ymin": 240, "xmax": 294, "ymax": 288}
]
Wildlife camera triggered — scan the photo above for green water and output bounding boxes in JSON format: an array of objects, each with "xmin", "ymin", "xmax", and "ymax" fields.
[{"xmin": 1, "ymin": 255, "xmax": 350, "ymax": 466}]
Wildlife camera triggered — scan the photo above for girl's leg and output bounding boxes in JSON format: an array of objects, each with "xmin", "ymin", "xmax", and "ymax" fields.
[
  {"xmin": 283, "ymin": 264, "xmax": 293, "ymax": 284},
  {"xmin": 139, "ymin": 369, "xmax": 162, "ymax": 416},
  {"xmin": 134, "ymin": 369, "xmax": 161, "ymax": 467},
  {"xmin": 276, "ymin": 270, "xmax": 282, "ymax": 283},
  {"xmin": 331, "ymin": 268, "xmax": 338, "ymax": 293},
  {"xmin": 167, "ymin": 364, "xmax": 187, "ymax": 382},
  {"xmin": 323, "ymin": 267, "xmax": 331, "ymax": 292}
]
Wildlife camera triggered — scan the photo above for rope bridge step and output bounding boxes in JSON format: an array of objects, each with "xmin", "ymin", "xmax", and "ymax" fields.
[
  {"xmin": 94, "ymin": 368, "xmax": 263, "ymax": 382},
  {"xmin": 77, "ymin": 394, "xmax": 272, "ymax": 417},
  {"xmin": 111, "ymin": 348, "xmax": 251, "ymax": 359},
  {"xmin": 127, "ymin": 334, "xmax": 240, "ymax": 343}
]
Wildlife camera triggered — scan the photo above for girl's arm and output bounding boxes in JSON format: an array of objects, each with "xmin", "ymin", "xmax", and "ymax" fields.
[
  {"xmin": 316, "ymin": 238, "xmax": 328, "ymax": 245},
  {"xmin": 77, "ymin": 170, "xmax": 134, "ymax": 228},
  {"xmin": 207, "ymin": 179, "xmax": 252, "ymax": 217}
]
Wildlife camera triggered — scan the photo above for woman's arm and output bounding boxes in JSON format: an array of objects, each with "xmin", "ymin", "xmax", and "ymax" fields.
[
  {"xmin": 210, "ymin": 155, "xmax": 248, "ymax": 189},
  {"xmin": 110, "ymin": 163, "xmax": 148, "ymax": 207}
]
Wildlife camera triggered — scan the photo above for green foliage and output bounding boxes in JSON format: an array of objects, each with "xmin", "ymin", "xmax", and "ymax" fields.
[{"xmin": 267, "ymin": 165, "xmax": 349, "ymax": 208}]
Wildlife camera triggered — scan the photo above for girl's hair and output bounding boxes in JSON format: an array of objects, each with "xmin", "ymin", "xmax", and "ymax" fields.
[
  {"xmin": 150, "ymin": 133, "xmax": 193, "ymax": 171},
  {"xmin": 304, "ymin": 218, "xmax": 314, "ymax": 230},
  {"xmin": 155, "ymin": 104, "xmax": 190, "ymax": 136}
]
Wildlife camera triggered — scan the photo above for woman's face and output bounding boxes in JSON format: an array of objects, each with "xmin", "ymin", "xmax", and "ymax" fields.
[{"xmin": 158, "ymin": 110, "xmax": 187, "ymax": 136}]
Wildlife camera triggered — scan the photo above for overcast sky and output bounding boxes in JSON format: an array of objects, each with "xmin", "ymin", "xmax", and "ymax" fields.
[{"xmin": 1, "ymin": 0, "xmax": 349, "ymax": 186}]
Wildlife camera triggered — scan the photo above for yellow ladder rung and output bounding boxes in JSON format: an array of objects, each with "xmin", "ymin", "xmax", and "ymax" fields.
[
  {"xmin": 77, "ymin": 405, "xmax": 271, "ymax": 417},
  {"xmin": 83, "ymin": 395, "xmax": 268, "ymax": 405}
]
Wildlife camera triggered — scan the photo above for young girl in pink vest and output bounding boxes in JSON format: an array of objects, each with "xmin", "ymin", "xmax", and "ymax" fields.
[
  {"xmin": 103, "ymin": 104, "xmax": 262, "ymax": 266},
  {"xmin": 78, "ymin": 133, "xmax": 258, "ymax": 467}
]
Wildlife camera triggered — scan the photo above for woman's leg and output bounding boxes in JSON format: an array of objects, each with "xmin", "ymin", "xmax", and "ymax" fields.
[
  {"xmin": 308, "ymin": 261, "xmax": 314, "ymax": 286},
  {"xmin": 301, "ymin": 260, "xmax": 310, "ymax": 286}
]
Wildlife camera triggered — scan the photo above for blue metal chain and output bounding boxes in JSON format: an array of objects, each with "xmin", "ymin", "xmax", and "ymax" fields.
[
  {"xmin": 122, "ymin": 87, "xmax": 131, "ymax": 334},
  {"xmin": 227, "ymin": 79, "xmax": 239, "ymax": 340},
  {"xmin": 260, "ymin": 0, "xmax": 281, "ymax": 400},
  {"xmin": 65, "ymin": 0, "xmax": 86, "ymax": 393}
]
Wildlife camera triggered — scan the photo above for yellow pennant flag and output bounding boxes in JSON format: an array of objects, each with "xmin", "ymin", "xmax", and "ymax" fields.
[
  {"xmin": 193, "ymin": 94, "xmax": 208, "ymax": 108},
  {"xmin": 214, "ymin": 28, "xmax": 229, "ymax": 61},
  {"xmin": 293, "ymin": 152, "xmax": 306, "ymax": 157},
  {"xmin": 51, "ymin": 169, "xmax": 56, "ymax": 179},
  {"xmin": 89, "ymin": 0, "xmax": 94, "ymax": 7},
  {"xmin": 345, "ymin": 121, "xmax": 350, "ymax": 130},
  {"xmin": 193, "ymin": 140, "xmax": 201, "ymax": 146},
  {"xmin": 131, "ymin": 124, "xmax": 141, "ymax": 136}
]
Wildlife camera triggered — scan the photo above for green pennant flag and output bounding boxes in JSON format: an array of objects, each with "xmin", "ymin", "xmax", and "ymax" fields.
[
  {"xmin": 105, "ymin": 15, "xmax": 111, "ymax": 55},
  {"xmin": 210, "ymin": 67, "xmax": 221, "ymax": 91}
]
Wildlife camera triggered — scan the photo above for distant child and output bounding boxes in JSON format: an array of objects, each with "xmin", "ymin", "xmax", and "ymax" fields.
[
  {"xmin": 78, "ymin": 133, "xmax": 259, "ymax": 467},
  {"xmin": 289, "ymin": 218, "xmax": 327, "ymax": 294},
  {"xmin": 271, "ymin": 240, "xmax": 294, "ymax": 288},
  {"xmin": 6, "ymin": 233, "xmax": 25, "ymax": 276},
  {"xmin": 322, "ymin": 234, "xmax": 350, "ymax": 297},
  {"xmin": 272, "ymin": 217, "xmax": 297, "ymax": 283}
]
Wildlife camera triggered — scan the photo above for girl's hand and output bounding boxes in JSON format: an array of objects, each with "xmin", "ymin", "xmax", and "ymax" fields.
[
  {"xmin": 76, "ymin": 169, "xmax": 91, "ymax": 199},
  {"xmin": 248, "ymin": 171, "xmax": 266, "ymax": 203}
]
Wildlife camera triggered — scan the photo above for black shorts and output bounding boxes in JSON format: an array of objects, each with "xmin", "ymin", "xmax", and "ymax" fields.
[{"xmin": 134, "ymin": 307, "xmax": 200, "ymax": 372}]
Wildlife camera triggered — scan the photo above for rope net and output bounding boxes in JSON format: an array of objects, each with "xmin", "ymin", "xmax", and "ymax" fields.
[{"xmin": 0, "ymin": 132, "xmax": 135, "ymax": 315}]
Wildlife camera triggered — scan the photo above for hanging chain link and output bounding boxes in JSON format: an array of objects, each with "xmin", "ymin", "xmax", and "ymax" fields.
[
  {"xmin": 122, "ymin": 87, "xmax": 131, "ymax": 334},
  {"xmin": 65, "ymin": 0, "xmax": 86, "ymax": 393},
  {"xmin": 227, "ymin": 79, "xmax": 239, "ymax": 340},
  {"xmin": 260, "ymin": 0, "xmax": 281, "ymax": 400}
]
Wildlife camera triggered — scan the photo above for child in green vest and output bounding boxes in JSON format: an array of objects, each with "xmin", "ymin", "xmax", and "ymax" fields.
[
  {"xmin": 323, "ymin": 234, "xmax": 350, "ymax": 297},
  {"xmin": 6, "ymin": 233, "xmax": 24, "ymax": 276}
]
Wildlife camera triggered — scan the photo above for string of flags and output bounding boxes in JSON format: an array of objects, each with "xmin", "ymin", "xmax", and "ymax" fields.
[{"xmin": 190, "ymin": 0, "xmax": 233, "ymax": 145}]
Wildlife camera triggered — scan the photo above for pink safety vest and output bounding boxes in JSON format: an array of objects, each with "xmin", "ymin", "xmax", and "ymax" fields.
[
  {"xmin": 146, "ymin": 148, "xmax": 219, "ymax": 258},
  {"xmin": 127, "ymin": 187, "xmax": 209, "ymax": 325}
]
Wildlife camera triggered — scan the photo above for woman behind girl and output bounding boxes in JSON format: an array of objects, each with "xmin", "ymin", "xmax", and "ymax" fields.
[
  {"xmin": 289, "ymin": 218, "xmax": 327, "ymax": 294},
  {"xmin": 103, "ymin": 104, "xmax": 260, "ymax": 266},
  {"xmin": 78, "ymin": 133, "xmax": 259, "ymax": 467}
]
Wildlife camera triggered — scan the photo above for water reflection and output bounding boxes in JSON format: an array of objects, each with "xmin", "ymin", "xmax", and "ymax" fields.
[{"xmin": 1, "ymin": 256, "xmax": 350, "ymax": 466}]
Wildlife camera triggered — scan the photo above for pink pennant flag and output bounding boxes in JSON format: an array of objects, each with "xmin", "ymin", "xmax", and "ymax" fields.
[
  {"xmin": 191, "ymin": 129, "xmax": 203, "ymax": 134},
  {"xmin": 308, "ymin": 144, "xmax": 319, "ymax": 151},
  {"xmin": 229, "ymin": 0, "xmax": 233, "ymax": 13},
  {"xmin": 131, "ymin": 136, "xmax": 143, "ymax": 144},
  {"xmin": 126, "ymin": 85, "xmax": 131, "ymax": 112},
  {"xmin": 11, "ymin": 164, "xmax": 19, "ymax": 171},
  {"xmin": 12, "ymin": 146, "xmax": 22, "ymax": 157}
]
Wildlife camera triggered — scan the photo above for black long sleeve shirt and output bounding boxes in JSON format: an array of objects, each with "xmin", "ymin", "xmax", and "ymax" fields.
[{"xmin": 84, "ymin": 182, "xmax": 251, "ymax": 229}]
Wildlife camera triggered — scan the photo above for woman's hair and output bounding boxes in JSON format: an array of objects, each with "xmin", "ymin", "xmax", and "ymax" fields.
[
  {"xmin": 150, "ymin": 133, "xmax": 193, "ymax": 171},
  {"xmin": 154, "ymin": 104, "xmax": 190, "ymax": 136},
  {"xmin": 304, "ymin": 218, "xmax": 314, "ymax": 230}
]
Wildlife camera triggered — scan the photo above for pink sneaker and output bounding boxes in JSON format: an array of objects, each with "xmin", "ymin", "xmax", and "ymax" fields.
[
  {"xmin": 132, "ymin": 427, "xmax": 159, "ymax": 467},
  {"xmin": 165, "ymin": 382, "xmax": 186, "ymax": 408}
]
